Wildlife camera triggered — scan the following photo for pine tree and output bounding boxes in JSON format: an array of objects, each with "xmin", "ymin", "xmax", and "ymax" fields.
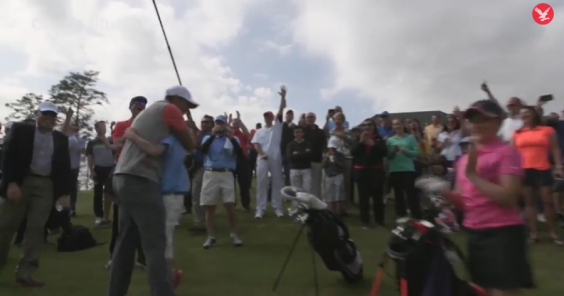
[
  {"xmin": 4, "ymin": 93, "xmax": 44, "ymax": 121},
  {"xmin": 49, "ymin": 70, "xmax": 108, "ymax": 136}
]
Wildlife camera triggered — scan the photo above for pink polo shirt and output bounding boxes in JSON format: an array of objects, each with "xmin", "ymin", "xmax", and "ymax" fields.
[{"xmin": 455, "ymin": 139, "xmax": 524, "ymax": 229}]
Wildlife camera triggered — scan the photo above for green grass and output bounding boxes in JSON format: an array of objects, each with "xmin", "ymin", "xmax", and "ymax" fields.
[{"xmin": 0, "ymin": 191, "xmax": 563, "ymax": 296}]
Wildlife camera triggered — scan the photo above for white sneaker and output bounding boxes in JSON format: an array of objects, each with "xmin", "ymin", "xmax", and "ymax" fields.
[
  {"xmin": 95, "ymin": 217, "xmax": 103, "ymax": 224},
  {"xmin": 275, "ymin": 209, "xmax": 285, "ymax": 218},
  {"xmin": 231, "ymin": 234, "xmax": 243, "ymax": 247},
  {"xmin": 105, "ymin": 260, "xmax": 112, "ymax": 269},
  {"xmin": 203, "ymin": 237, "xmax": 216, "ymax": 249},
  {"xmin": 537, "ymin": 214, "xmax": 546, "ymax": 223},
  {"xmin": 255, "ymin": 211, "xmax": 264, "ymax": 219}
]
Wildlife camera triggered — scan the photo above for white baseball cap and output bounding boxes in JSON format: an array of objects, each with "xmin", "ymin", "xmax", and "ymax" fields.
[
  {"xmin": 165, "ymin": 85, "xmax": 198, "ymax": 107},
  {"xmin": 327, "ymin": 136, "xmax": 340, "ymax": 149},
  {"xmin": 37, "ymin": 102, "xmax": 59, "ymax": 114}
]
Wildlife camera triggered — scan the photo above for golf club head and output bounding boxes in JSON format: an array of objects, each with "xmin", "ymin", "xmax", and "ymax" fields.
[{"xmin": 280, "ymin": 186, "xmax": 328, "ymax": 210}]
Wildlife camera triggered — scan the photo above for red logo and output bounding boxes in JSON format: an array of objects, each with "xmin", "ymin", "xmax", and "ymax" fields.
[{"xmin": 533, "ymin": 3, "xmax": 554, "ymax": 25}]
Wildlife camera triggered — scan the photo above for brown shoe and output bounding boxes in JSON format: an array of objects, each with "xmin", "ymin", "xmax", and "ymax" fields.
[{"xmin": 15, "ymin": 276, "xmax": 45, "ymax": 288}]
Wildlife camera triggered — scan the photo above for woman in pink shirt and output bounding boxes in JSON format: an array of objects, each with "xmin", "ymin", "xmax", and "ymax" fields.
[{"xmin": 445, "ymin": 100, "xmax": 534, "ymax": 296}]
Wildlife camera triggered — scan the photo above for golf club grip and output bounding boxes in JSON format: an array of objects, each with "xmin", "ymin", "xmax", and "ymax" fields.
[{"xmin": 185, "ymin": 109, "xmax": 195, "ymax": 123}]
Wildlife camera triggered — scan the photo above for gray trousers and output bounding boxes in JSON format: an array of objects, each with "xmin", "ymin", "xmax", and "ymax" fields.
[{"xmin": 108, "ymin": 174, "xmax": 175, "ymax": 296}]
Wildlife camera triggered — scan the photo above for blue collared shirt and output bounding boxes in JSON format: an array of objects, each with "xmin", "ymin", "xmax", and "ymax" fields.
[
  {"xmin": 160, "ymin": 136, "xmax": 190, "ymax": 194},
  {"xmin": 202, "ymin": 135, "xmax": 239, "ymax": 170},
  {"xmin": 192, "ymin": 131, "xmax": 211, "ymax": 166}
]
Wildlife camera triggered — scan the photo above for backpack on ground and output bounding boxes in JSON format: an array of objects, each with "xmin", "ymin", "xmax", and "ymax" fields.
[
  {"xmin": 306, "ymin": 209, "xmax": 364, "ymax": 282},
  {"xmin": 57, "ymin": 224, "xmax": 99, "ymax": 252}
]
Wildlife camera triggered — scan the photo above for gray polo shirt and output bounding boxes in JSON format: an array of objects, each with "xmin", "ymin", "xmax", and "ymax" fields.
[
  {"xmin": 86, "ymin": 138, "xmax": 115, "ymax": 167},
  {"xmin": 30, "ymin": 128, "xmax": 54, "ymax": 176},
  {"xmin": 114, "ymin": 101, "xmax": 174, "ymax": 182}
]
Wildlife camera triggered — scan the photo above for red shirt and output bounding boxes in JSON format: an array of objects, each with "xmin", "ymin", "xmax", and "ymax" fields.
[
  {"xmin": 112, "ymin": 119, "xmax": 133, "ymax": 161},
  {"xmin": 233, "ymin": 130, "xmax": 248, "ymax": 156}
]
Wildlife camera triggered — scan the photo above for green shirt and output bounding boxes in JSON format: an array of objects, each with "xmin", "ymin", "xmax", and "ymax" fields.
[{"xmin": 386, "ymin": 134, "xmax": 419, "ymax": 172}]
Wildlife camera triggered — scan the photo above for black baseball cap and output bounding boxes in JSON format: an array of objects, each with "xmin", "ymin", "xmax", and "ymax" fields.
[
  {"xmin": 130, "ymin": 96, "xmax": 147, "ymax": 107},
  {"xmin": 464, "ymin": 100, "xmax": 503, "ymax": 119}
]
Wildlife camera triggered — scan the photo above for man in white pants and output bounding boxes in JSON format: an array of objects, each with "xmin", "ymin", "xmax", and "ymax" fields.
[{"xmin": 251, "ymin": 86, "xmax": 287, "ymax": 218}]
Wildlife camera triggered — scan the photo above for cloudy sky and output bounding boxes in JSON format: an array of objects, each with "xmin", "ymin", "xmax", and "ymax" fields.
[{"xmin": 0, "ymin": 0, "xmax": 562, "ymax": 129}]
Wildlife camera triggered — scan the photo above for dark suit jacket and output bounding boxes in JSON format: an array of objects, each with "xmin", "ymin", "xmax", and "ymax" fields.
[{"xmin": 0, "ymin": 122, "xmax": 72, "ymax": 199}]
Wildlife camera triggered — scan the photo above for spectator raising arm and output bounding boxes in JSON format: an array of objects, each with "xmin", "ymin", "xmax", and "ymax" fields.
[
  {"xmin": 234, "ymin": 111, "xmax": 250, "ymax": 139},
  {"xmin": 61, "ymin": 108, "xmax": 74, "ymax": 135},
  {"xmin": 275, "ymin": 86, "xmax": 287, "ymax": 123},
  {"xmin": 481, "ymin": 81, "xmax": 502, "ymax": 113}
]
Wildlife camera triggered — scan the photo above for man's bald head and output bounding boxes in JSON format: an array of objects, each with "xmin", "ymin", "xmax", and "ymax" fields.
[{"xmin": 305, "ymin": 112, "xmax": 316, "ymax": 125}]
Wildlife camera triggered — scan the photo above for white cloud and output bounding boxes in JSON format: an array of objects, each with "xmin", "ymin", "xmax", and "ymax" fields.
[
  {"xmin": 290, "ymin": 0, "xmax": 564, "ymax": 114},
  {"xmin": 261, "ymin": 40, "xmax": 293, "ymax": 56},
  {"xmin": 0, "ymin": 0, "xmax": 276, "ymax": 127}
]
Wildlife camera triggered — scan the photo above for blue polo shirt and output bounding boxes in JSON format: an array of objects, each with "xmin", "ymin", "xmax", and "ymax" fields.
[
  {"xmin": 378, "ymin": 125, "xmax": 394, "ymax": 139},
  {"xmin": 160, "ymin": 136, "xmax": 190, "ymax": 194},
  {"xmin": 202, "ymin": 135, "xmax": 239, "ymax": 170}
]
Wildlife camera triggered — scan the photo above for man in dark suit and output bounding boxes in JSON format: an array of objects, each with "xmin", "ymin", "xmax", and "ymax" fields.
[{"xmin": 0, "ymin": 102, "xmax": 71, "ymax": 287}]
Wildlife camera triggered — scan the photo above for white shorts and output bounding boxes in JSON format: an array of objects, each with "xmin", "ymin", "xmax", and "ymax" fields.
[
  {"xmin": 163, "ymin": 194, "xmax": 184, "ymax": 259},
  {"xmin": 323, "ymin": 174, "xmax": 345, "ymax": 203},
  {"xmin": 163, "ymin": 194, "xmax": 185, "ymax": 226},
  {"xmin": 200, "ymin": 170, "xmax": 235, "ymax": 206}
]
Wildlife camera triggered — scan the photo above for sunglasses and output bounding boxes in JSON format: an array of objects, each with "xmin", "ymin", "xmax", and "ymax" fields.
[
  {"xmin": 40, "ymin": 111, "xmax": 58, "ymax": 118},
  {"xmin": 506, "ymin": 104, "xmax": 516, "ymax": 108},
  {"xmin": 201, "ymin": 120, "xmax": 212, "ymax": 124}
]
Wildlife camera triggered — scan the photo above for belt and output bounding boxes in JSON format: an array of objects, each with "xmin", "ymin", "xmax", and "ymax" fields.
[
  {"xmin": 29, "ymin": 173, "xmax": 50, "ymax": 178},
  {"xmin": 205, "ymin": 168, "xmax": 232, "ymax": 172},
  {"xmin": 163, "ymin": 192, "xmax": 187, "ymax": 196}
]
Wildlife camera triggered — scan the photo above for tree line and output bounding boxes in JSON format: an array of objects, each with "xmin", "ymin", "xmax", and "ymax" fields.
[{"xmin": 4, "ymin": 70, "xmax": 108, "ymax": 138}]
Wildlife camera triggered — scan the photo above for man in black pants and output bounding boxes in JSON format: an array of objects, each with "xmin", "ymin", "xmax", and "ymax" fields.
[
  {"xmin": 86, "ymin": 121, "xmax": 116, "ymax": 228},
  {"xmin": 280, "ymin": 110, "xmax": 296, "ymax": 186},
  {"xmin": 101, "ymin": 97, "xmax": 148, "ymax": 269}
]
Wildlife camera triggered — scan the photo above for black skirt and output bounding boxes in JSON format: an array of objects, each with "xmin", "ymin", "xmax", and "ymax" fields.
[{"xmin": 466, "ymin": 224, "xmax": 535, "ymax": 290}]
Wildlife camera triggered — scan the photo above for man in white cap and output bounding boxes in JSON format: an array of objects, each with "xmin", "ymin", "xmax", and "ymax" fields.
[
  {"xmin": 108, "ymin": 86, "xmax": 197, "ymax": 296},
  {"xmin": 0, "ymin": 102, "xmax": 71, "ymax": 287}
]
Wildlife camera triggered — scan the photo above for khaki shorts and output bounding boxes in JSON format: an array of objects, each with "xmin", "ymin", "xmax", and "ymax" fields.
[{"xmin": 200, "ymin": 170, "xmax": 235, "ymax": 206}]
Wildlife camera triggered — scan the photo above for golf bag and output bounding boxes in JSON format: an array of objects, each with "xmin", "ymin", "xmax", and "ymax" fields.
[
  {"xmin": 306, "ymin": 209, "xmax": 364, "ymax": 282},
  {"xmin": 370, "ymin": 175, "xmax": 486, "ymax": 296},
  {"xmin": 281, "ymin": 186, "xmax": 364, "ymax": 282}
]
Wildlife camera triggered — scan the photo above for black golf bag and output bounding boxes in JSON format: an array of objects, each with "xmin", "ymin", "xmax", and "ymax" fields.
[
  {"xmin": 306, "ymin": 209, "xmax": 364, "ymax": 282},
  {"xmin": 370, "ymin": 219, "xmax": 485, "ymax": 296}
]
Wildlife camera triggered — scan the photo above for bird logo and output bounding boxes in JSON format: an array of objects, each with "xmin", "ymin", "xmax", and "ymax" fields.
[
  {"xmin": 535, "ymin": 7, "xmax": 551, "ymax": 21},
  {"xmin": 533, "ymin": 3, "xmax": 554, "ymax": 25}
]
